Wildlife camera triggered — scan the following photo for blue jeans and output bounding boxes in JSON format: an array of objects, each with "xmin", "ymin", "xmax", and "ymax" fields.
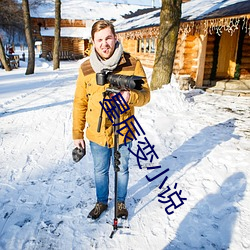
[{"xmin": 90, "ymin": 141, "xmax": 132, "ymax": 205}]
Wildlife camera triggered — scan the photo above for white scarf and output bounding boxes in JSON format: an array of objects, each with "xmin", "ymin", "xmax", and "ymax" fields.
[{"xmin": 90, "ymin": 41, "xmax": 123, "ymax": 73}]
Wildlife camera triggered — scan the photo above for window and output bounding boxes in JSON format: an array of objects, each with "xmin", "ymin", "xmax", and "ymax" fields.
[{"xmin": 137, "ymin": 38, "xmax": 156, "ymax": 54}]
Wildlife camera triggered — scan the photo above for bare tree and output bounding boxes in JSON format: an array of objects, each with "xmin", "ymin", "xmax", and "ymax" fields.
[
  {"xmin": 22, "ymin": 0, "xmax": 35, "ymax": 75},
  {"xmin": 53, "ymin": 0, "xmax": 61, "ymax": 70},
  {"xmin": 0, "ymin": 0, "xmax": 23, "ymax": 71},
  {"xmin": 0, "ymin": 0, "xmax": 24, "ymax": 39},
  {"xmin": 29, "ymin": 0, "xmax": 47, "ymax": 8},
  {"xmin": 151, "ymin": 0, "xmax": 182, "ymax": 90},
  {"xmin": 0, "ymin": 37, "xmax": 11, "ymax": 71}
]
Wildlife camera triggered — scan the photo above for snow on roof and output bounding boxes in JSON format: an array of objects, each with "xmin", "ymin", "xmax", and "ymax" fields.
[
  {"xmin": 182, "ymin": 0, "xmax": 250, "ymax": 21},
  {"xmin": 40, "ymin": 27, "xmax": 92, "ymax": 39},
  {"xmin": 114, "ymin": 0, "xmax": 250, "ymax": 32},
  {"xmin": 30, "ymin": 0, "xmax": 151, "ymax": 20},
  {"xmin": 114, "ymin": 8, "xmax": 160, "ymax": 32}
]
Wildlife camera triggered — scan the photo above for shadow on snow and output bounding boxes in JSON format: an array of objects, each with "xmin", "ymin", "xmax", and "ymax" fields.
[
  {"xmin": 164, "ymin": 172, "xmax": 246, "ymax": 249},
  {"xmin": 127, "ymin": 118, "xmax": 243, "ymax": 248}
]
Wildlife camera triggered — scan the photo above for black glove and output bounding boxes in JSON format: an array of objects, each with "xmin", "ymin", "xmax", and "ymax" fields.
[{"xmin": 72, "ymin": 146, "xmax": 86, "ymax": 162}]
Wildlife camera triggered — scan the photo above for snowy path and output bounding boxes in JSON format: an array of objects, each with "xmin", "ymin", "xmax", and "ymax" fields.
[{"xmin": 0, "ymin": 59, "xmax": 250, "ymax": 249}]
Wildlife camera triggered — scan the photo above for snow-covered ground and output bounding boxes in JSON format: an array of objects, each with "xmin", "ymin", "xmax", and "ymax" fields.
[{"xmin": 0, "ymin": 50, "xmax": 249, "ymax": 250}]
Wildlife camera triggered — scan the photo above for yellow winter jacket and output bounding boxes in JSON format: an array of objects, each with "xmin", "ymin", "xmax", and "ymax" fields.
[{"xmin": 72, "ymin": 52, "xmax": 150, "ymax": 148}]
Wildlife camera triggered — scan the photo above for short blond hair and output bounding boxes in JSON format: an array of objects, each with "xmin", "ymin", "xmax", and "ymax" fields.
[{"xmin": 91, "ymin": 20, "xmax": 116, "ymax": 40}]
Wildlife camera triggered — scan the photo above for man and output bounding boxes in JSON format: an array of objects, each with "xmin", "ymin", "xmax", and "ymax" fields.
[{"xmin": 72, "ymin": 20, "xmax": 150, "ymax": 220}]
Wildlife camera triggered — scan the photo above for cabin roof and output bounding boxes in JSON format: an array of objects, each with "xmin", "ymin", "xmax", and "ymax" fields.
[
  {"xmin": 115, "ymin": 8, "xmax": 160, "ymax": 33},
  {"xmin": 115, "ymin": 0, "xmax": 250, "ymax": 32},
  {"xmin": 40, "ymin": 27, "xmax": 91, "ymax": 39},
  {"xmin": 30, "ymin": 0, "xmax": 151, "ymax": 20},
  {"xmin": 182, "ymin": 0, "xmax": 250, "ymax": 21}
]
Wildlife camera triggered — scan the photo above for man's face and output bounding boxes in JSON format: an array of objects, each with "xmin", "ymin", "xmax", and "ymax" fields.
[{"xmin": 93, "ymin": 27, "xmax": 117, "ymax": 60}]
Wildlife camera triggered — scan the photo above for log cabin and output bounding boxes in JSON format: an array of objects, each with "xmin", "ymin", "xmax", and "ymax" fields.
[
  {"xmin": 115, "ymin": 0, "xmax": 250, "ymax": 93},
  {"xmin": 31, "ymin": 18, "xmax": 92, "ymax": 60},
  {"xmin": 30, "ymin": 1, "xmax": 152, "ymax": 61}
]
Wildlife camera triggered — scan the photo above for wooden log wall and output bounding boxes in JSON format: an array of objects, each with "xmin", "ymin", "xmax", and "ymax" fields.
[
  {"xmin": 120, "ymin": 38, "xmax": 156, "ymax": 68},
  {"xmin": 120, "ymin": 31, "xmax": 200, "ymax": 78},
  {"xmin": 240, "ymin": 35, "xmax": 250, "ymax": 79},
  {"xmin": 203, "ymin": 33, "xmax": 216, "ymax": 82},
  {"xmin": 183, "ymin": 35, "xmax": 198, "ymax": 79},
  {"xmin": 41, "ymin": 37, "xmax": 53, "ymax": 58},
  {"xmin": 32, "ymin": 17, "xmax": 88, "ymax": 59},
  {"xmin": 72, "ymin": 38, "xmax": 87, "ymax": 56},
  {"xmin": 173, "ymin": 34, "xmax": 199, "ymax": 80},
  {"xmin": 134, "ymin": 53, "xmax": 156, "ymax": 68},
  {"xmin": 41, "ymin": 37, "xmax": 86, "ymax": 58},
  {"xmin": 32, "ymin": 18, "xmax": 86, "ymax": 29},
  {"xmin": 120, "ymin": 39, "xmax": 137, "ymax": 54},
  {"xmin": 203, "ymin": 30, "xmax": 250, "ymax": 82},
  {"xmin": 173, "ymin": 34, "xmax": 185, "ymax": 75},
  {"xmin": 61, "ymin": 38, "xmax": 74, "ymax": 52}
]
